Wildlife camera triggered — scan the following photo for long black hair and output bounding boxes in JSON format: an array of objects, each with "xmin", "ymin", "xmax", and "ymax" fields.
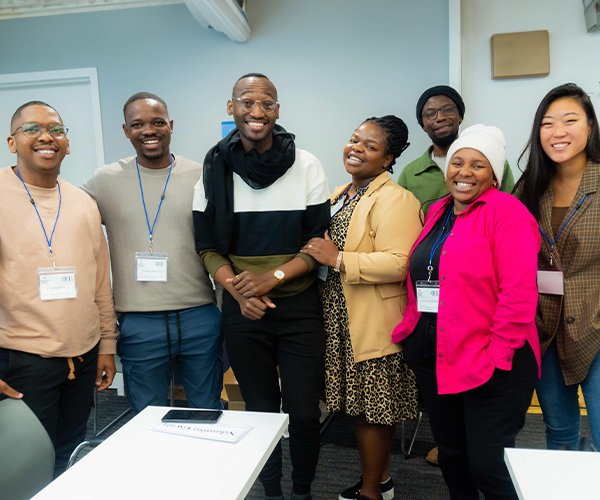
[
  {"xmin": 513, "ymin": 83, "xmax": 600, "ymax": 219},
  {"xmin": 363, "ymin": 115, "xmax": 410, "ymax": 174}
]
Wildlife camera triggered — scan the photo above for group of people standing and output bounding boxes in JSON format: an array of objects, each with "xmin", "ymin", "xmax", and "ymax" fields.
[{"xmin": 0, "ymin": 72, "xmax": 599, "ymax": 500}]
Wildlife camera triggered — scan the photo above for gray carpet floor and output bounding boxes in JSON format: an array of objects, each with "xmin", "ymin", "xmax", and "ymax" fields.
[{"xmin": 83, "ymin": 390, "xmax": 592, "ymax": 500}]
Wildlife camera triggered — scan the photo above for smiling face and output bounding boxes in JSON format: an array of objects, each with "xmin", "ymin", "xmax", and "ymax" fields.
[
  {"xmin": 7, "ymin": 105, "xmax": 70, "ymax": 185},
  {"xmin": 540, "ymin": 97, "xmax": 591, "ymax": 169},
  {"xmin": 343, "ymin": 122, "xmax": 393, "ymax": 186},
  {"xmin": 123, "ymin": 99, "xmax": 173, "ymax": 167},
  {"xmin": 446, "ymin": 148, "xmax": 495, "ymax": 212},
  {"xmin": 421, "ymin": 95, "xmax": 462, "ymax": 150},
  {"xmin": 227, "ymin": 77, "xmax": 279, "ymax": 154}
]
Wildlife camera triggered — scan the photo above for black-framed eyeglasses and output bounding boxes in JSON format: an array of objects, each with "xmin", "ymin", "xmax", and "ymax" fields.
[
  {"xmin": 231, "ymin": 97, "xmax": 278, "ymax": 113},
  {"xmin": 422, "ymin": 104, "xmax": 457, "ymax": 121},
  {"xmin": 11, "ymin": 122, "xmax": 68, "ymax": 140}
]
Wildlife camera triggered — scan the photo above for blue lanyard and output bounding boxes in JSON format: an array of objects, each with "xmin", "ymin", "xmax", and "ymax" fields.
[
  {"xmin": 341, "ymin": 179, "xmax": 373, "ymax": 205},
  {"xmin": 15, "ymin": 168, "xmax": 61, "ymax": 269},
  {"xmin": 427, "ymin": 206, "xmax": 453, "ymax": 282},
  {"xmin": 539, "ymin": 194, "xmax": 587, "ymax": 266},
  {"xmin": 136, "ymin": 155, "xmax": 173, "ymax": 253},
  {"xmin": 331, "ymin": 180, "xmax": 374, "ymax": 218}
]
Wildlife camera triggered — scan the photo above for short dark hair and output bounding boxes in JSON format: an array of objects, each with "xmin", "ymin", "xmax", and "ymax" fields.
[
  {"xmin": 363, "ymin": 115, "xmax": 410, "ymax": 174},
  {"xmin": 11, "ymin": 101, "xmax": 60, "ymax": 130},
  {"xmin": 235, "ymin": 72, "xmax": 270, "ymax": 84},
  {"xmin": 514, "ymin": 83, "xmax": 600, "ymax": 219},
  {"xmin": 123, "ymin": 92, "xmax": 168, "ymax": 121},
  {"xmin": 233, "ymin": 73, "xmax": 272, "ymax": 94}
]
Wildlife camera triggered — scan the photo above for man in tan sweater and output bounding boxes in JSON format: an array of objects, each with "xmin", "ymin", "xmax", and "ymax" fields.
[
  {"xmin": 82, "ymin": 93, "xmax": 222, "ymax": 414},
  {"xmin": 0, "ymin": 101, "xmax": 118, "ymax": 476}
]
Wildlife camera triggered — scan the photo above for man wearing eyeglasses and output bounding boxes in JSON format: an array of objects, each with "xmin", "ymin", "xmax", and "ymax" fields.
[
  {"xmin": 0, "ymin": 101, "xmax": 117, "ymax": 476},
  {"xmin": 193, "ymin": 73, "xmax": 330, "ymax": 500},
  {"xmin": 398, "ymin": 85, "xmax": 514, "ymax": 215},
  {"xmin": 82, "ymin": 92, "xmax": 223, "ymax": 414}
]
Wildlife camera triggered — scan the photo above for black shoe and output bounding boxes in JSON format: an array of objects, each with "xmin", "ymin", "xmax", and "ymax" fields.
[
  {"xmin": 339, "ymin": 477, "xmax": 394, "ymax": 500},
  {"xmin": 357, "ymin": 495, "xmax": 383, "ymax": 500}
]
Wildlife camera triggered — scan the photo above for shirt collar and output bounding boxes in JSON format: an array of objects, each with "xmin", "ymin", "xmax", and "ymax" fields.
[
  {"xmin": 415, "ymin": 145, "xmax": 439, "ymax": 175},
  {"xmin": 331, "ymin": 171, "xmax": 391, "ymax": 199},
  {"xmin": 459, "ymin": 186, "xmax": 498, "ymax": 215}
]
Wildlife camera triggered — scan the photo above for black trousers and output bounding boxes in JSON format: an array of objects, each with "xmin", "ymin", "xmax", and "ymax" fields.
[
  {"xmin": 0, "ymin": 344, "xmax": 99, "ymax": 477},
  {"xmin": 223, "ymin": 286, "xmax": 325, "ymax": 496},
  {"xmin": 409, "ymin": 342, "xmax": 538, "ymax": 500}
]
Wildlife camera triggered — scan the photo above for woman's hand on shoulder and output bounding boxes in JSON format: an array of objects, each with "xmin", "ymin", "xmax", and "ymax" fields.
[{"xmin": 301, "ymin": 231, "xmax": 340, "ymax": 267}]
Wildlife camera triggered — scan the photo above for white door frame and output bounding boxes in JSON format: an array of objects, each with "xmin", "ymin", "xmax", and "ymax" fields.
[
  {"xmin": 449, "ymin": 0, "xmax": 461, "ymax": 93},
  {"xmin": 0, "ymin": 67, "xmax": 105, "ymax": 167}
]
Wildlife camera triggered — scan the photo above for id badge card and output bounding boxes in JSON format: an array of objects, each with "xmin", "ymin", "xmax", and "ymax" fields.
[
  {"xmin": 38, "ymin": 266, "xmax": 77, "ymax": 301},
  {"xmin": 331, "ymin": 198, "xmax": 344, "ymax": 217},
  {"xmin": 136, "ymin": 252, "xmax": 168, "ymax": 282},
  {"xmin": 317, "ymin": 265, "xmax": 328, "ymax": 281},
  {"xmin": 416, "ymin": 280, "xmax": 440, "ymax": 313},
  {"xmin": 537, "ymin": 267, "xmax": 564, "ymax": 295}
]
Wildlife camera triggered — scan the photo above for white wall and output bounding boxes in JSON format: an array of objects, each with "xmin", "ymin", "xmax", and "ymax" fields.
[
  {"xmin": 461, "ymin": 0, "xmax": 600, "ymax": 179},
  {"xmin": 0, "ymin": 0, "xmax": 449, "ymax": 189}
]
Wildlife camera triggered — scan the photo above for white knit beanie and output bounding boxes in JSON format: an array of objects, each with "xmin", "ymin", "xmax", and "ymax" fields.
[{"xmin": 446, "ymin": 124, "xmax": 506, "ymax": 186}]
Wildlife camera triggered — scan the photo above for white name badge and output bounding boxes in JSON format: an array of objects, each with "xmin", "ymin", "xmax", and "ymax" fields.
[
  {"xmin": 537, "ymin": 269, "xmax": 564, "ymax": 295},
  {"xmin": 316, "ymin": 265, "xmax": 328, "ymax": 281},
  {"xmin": 331, "ymin": 198, "xmax": 345, "ymax": 217},
  {"xmin": 38, "ymin": 266, "xmax": 77, "ymax": 301},
  {"xmin": 416, "ymin": 280, "xmax": 440, "ymax": 313},
  {"xmin": 136, "ymin": 252, "xmax": 168, "ymax": 282}
]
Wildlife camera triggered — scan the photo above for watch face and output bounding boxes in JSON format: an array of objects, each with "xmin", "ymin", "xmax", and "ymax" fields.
[{"xmin": 274, "ymin": 270, "xmax": 285, "ymax": 280}]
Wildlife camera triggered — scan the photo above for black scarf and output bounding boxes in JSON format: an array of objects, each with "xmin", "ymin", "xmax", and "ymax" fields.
[{"xmin": 199, "ymin": 124, "xmax": 296, "ymax": 254}]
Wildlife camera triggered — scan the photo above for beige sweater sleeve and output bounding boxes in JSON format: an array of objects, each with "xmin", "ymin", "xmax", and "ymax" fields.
[{"xmin": 93, "ymin": 209, "xmax": 118, "ymax": 355}]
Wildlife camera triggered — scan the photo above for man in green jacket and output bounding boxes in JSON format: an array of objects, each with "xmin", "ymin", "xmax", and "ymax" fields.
[{"xmin": 399, "ymin": 85, "xmax": 514, "ymax": 214}]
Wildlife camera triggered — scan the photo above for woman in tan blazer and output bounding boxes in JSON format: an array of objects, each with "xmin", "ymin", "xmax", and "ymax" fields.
[
  {"xmin": 302, "ymin": 116, "xmax": 421, "ymax": 500},
  {"xmin": 515, "ymin": 83, "xmax": 600, "ymax": 451}
]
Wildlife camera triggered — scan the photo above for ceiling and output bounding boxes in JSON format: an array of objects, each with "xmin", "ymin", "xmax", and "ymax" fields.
[{"xmin": 0, "ymin": 0, "xmax": 184, "ymax": 20}]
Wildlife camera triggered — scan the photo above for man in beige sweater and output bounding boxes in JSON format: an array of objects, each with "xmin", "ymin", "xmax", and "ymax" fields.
[{"xmin": 0, "ymin": 101, "xmax": 118, "ymax": 476}]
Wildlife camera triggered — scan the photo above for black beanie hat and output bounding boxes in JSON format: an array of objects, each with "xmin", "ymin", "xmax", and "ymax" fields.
[{"xmin": 416, "ymin": 85, "xmax": 465, "ymax": 127}]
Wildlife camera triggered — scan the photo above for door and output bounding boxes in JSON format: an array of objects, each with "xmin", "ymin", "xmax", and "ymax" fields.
[{"xmin": 0, "ymin": 68, "xmax": 104, "ymax": 187}]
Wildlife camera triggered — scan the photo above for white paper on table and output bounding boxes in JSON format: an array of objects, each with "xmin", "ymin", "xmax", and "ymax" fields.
[{"xmin": 151, "ymin": 422, "xmax": 252, "ymax": 443}]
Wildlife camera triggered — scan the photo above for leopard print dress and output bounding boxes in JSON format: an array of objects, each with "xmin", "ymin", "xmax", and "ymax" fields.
[{"xmin": 318, "ymin": 188, "xmax": 420, "ymax": 425}]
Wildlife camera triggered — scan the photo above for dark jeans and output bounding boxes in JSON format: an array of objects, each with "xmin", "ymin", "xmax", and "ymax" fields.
[
  {"xmin": 409, "ymin": 341, "xmax": 538, "ymax": 500},
  {"xmin": 222, "ymin": 286, "xmax": 325, "ymax": 497},
  {"xmin": 0, "ymin": 344, "xmax": 99, "ymax": 477},
  {"xmin": 117, "ymin": 305, "xmax": 223, "ymax": 413}
]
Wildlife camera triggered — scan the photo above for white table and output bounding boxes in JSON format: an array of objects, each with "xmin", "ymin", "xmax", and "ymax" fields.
[
  {"xmin": 505, "ymin": 448, "xmax": 600, "ymax": 499},
  {"xmin": 32, "ymin": 406, "xmax": 289, "ymax": 500}
]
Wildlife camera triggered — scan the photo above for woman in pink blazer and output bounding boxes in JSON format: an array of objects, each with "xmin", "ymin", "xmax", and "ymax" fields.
[{"xmin": 392, "ymin": 124, "xmax": 541, "ymax": 500}]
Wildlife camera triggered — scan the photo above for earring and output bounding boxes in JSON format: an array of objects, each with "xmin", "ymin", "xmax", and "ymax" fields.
[{"xmin": 492, "ymin": 181, "xmax": 497, "ymax": 188}]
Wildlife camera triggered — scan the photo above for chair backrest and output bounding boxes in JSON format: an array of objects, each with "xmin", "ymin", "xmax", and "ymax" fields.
[{"xmin": 0, "ymin": 398, "xmax": 55, "ymax": 500}]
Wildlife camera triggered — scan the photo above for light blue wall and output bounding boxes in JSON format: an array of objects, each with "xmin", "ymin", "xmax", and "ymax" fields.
[{"xmin": 0, "ymin": 0, "xmax": 448, "ymax": 188}]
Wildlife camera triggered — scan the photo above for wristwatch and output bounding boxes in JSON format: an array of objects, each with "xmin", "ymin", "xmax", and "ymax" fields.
[{"xmin": 273, "ymin": 269, "xmax": 285, "ymax": 285}]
